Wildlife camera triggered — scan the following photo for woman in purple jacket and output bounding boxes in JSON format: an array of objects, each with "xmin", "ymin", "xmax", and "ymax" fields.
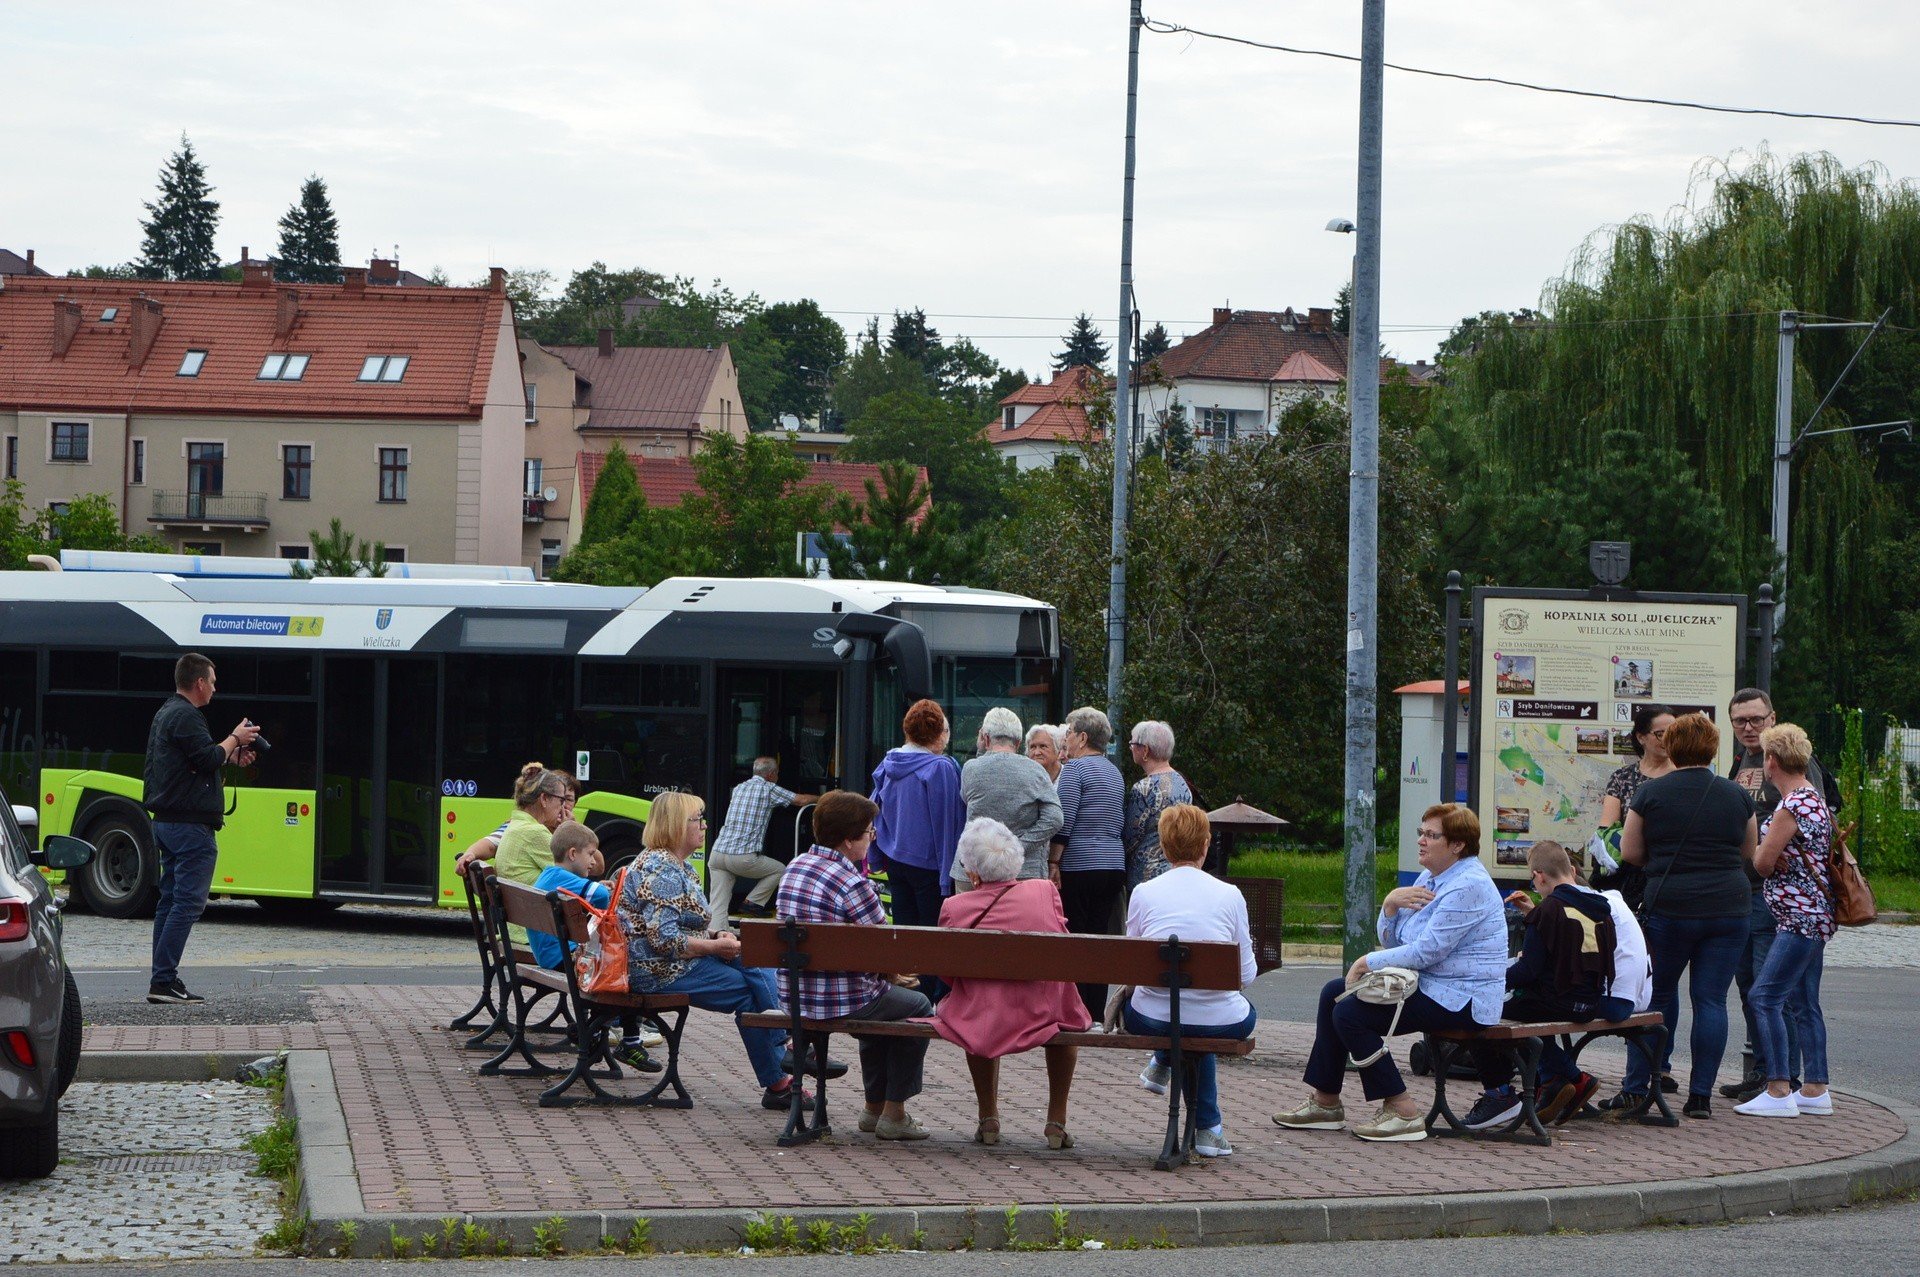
[{"xmin": 870, "ymin": 699, "xmax": 967, "ymax": 938}]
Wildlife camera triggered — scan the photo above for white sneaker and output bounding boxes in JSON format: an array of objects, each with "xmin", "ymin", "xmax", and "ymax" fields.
[
  {"xmin": 1794, "ymin": 1089, "xmax": 1834, "ymax": 1115},
  {"xmin": 1734, "ymin": 1090, "xmax": 1799, "ymax": 1117},
  {"xmin": 1139, "ymin": 1061, "xmax": 1171, "ymax": 1095},
  {"xmin": 1193, "ymin": 1126, "xmax": 1233, "ymax": 1157}
]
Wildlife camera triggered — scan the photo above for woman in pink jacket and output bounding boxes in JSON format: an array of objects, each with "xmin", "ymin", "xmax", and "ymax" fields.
[{"xmin": 932, "ymin": 818, "xmax": 1091, "ymax": 1149}]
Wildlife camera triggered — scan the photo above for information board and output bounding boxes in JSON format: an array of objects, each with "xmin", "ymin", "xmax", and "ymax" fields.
[{"xmin": 1471, "ymin": 591, "xmax": 1744, "ymax": 873}]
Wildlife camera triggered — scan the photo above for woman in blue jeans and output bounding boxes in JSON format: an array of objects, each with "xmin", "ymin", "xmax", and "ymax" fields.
[
  {"xmin": 1736, "ymin": 724, "xmax": 1836, "ymax": 1117},
  {"xmin": 1605, "ymin": 713, "xmax": 1756, "ymax": 1118},
  {"xmin": 1123, "ymin": 804, "xmax": 1256, "ymax": 1157}
]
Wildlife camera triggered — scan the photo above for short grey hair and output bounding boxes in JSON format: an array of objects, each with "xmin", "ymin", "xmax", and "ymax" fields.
[
  {"xmin": 954, "ymin": 817, "xmax": 1024, "ymax": 884},
  {"xmin": 751, "ymin": 756, "xmax": 779, "ymax": 780},
  {"xmin": 980, "ymin": 706, "xmax": 1024, "ymax": 746},
  {"xmin": 1065, "ymin": 706, "xmax": 1112, "ymax": 752},
  {"xmin": 1130, "ymin": 719, "xmax": 1175, "ymax": 762},
  {"xmin": 1026, "ymin": 723, "xmax": 1065, "ymax": 750}
]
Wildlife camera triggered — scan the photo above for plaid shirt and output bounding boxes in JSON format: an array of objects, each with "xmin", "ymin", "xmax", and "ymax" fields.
[
  {"xmin": 773, "ymin": 846, "xmax": 887, "ymax": 1020},
  {"xmin": 711, "ymin": 775, "xmax": 798, "ymax": 858}
]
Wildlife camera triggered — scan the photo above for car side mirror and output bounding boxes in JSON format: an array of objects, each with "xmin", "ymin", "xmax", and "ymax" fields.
[{"xmin": 34, "ymin": 835, "xmax": 95, "ymax": 871}]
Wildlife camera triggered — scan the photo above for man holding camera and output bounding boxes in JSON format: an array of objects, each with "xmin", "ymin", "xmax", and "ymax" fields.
[{"xmin": 143, "ymin": 653, "xmax": 259, "ymax": 1004}]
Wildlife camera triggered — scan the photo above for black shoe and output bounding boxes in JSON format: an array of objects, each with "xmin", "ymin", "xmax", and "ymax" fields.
[
  {"xmin": 1659, "ymin": 1073, "xmax": 1681, "ymax": 1094},
  {"xmin": 611, "ymin": 1041, "xmax": 664, "ymax": 1074},
  {"xmin": 763, "ymin": 1081, "xmax": 813, "ymax": 1111},
  {"xmin": 781, "ymin": 1047, "xmax": 849, "ymax": 1080},
  {"xmin": 147, "ymin": 981, "xmax": 204, "ymax": 1004},
  {"xmin": 1720, "ymin": 1070, "xmax": 1765, "ymax": 1099},
  {"xmin": 1683, "ymin": 1094, "xmax": 1712, "ymax": 1119},
  {"xmin": 1597, "ymin": 1089, "xmax": 1647, "ymax": 1117},
  {"xmin": 1462, "ymin": 1090, "xmax": 1523, "ymax": 1130},
  {"xmin": 734, "ymin": 900, "xmax": 776, "ymax": 919}
]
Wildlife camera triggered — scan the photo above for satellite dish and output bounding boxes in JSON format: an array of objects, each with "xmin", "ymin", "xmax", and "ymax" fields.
[{"xmin": 542, "ymin": 486, "xmax": 558, "ymax": 502}]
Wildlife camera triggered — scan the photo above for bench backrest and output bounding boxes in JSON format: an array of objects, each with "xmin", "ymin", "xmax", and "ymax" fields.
[
  {"xmin": 497, "ymin": 878, "xmax": 563, "ymax": 940},
  {"xmin": 737, "ymin": 919, "xmax": 1243, "ymax": 991}
]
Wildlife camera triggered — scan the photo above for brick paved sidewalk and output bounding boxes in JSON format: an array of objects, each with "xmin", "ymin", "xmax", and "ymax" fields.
[{"xmin": 84, "ymin": 983, "xmax": 1903, "ymax": 1218}]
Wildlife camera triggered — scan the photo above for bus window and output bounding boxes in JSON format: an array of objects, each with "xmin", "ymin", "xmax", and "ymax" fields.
[
  {"xmin": 937, "ymin": 656, "xmax": 1058, "ymax": 764},
  {"xmin": 43, "ymin": 691, "xmax": 151, "ymax": 781},
  {"xmin": 0, "ymin": 654, "xmax": 36, "ymax": 800},
  {"xmin": 444, "ymin": 654, "xmax": 571, "ymax": 798},
  {"xmin": 384, "ymin": 658, "xmax": 440, "ymax": 892}
]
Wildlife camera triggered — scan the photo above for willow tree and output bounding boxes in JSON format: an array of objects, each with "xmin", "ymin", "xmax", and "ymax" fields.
[{"xmin": 1433, "ymin": 150, "xmax": 1920, "ymax": 720}]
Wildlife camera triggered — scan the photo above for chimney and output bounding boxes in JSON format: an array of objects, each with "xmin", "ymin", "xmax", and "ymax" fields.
[
  {"xmin": 341, "ymin": 266, "xmax": 367, "ymax": 296},
  {"xmin": 52, "ymin": 298, "xmax": 82, "ymax": 356},
  {"xmin": 597, "ymin": 326, "xmax": 615, "ymax": 358},
  {"xmin": 127, "ymin": 295, "xmax": 166, "ymax": 368},
  {"xmin": 25, "ymin": 249, "xmax": 34, "ymax": 268},
  {"xmin": 1212, "ymin": 307, "xmax": 1233, "ymax": 326},
  {"xmin": 1307, "ymin": 307, "xmax": 1332, "ymax": 332},
  {"xmin": 369, "ymin": 257, "xmax": 400, "ymax": 286},
  {"xmin": 275, "ymin": 288, "xmax": 301, "ymax": 339},
  {"xmin": 488, "ymin": 266, "xmax": 507, "ymax": 294},
  {"xmin": 240, "ymin": 258, "xmax": 275, "ymax": 292}
]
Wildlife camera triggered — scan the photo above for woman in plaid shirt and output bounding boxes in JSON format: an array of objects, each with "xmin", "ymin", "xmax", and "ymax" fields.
[{"xmin": 775, "ymin": 790, "xmax": 935, "ymax": 1141}]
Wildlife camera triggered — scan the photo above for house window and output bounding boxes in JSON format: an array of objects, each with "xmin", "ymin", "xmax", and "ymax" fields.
[
  {"xmin": 46, "ymin": 502, "xmax": 69, "ymax": 538},
  {"xmin": 524, "ymin": 383, "xmax": 537, "ymax": 424},
  {"xmin": 540, "ymin": 539, "xmax": 562, "ymax": 578},
  {"xmin": 382, "ymin": 546, "xmax": 407, "ymax": 564},
  {"xmin": 50, "ymin": 421, "xmax": 90, "ymax": 463},
  {"xmin": 378, "ymin": 447, "xmax": 409, "ymax": 502},
  {"xmin": 130, "ymin": 438, "xmax": 147, "ymax": 486},
  {"xmin": 4, "ymin": 435, "xmax": 16, "ymax": 480},
  {"xmin": 1003, "ymin": 406, "xmax": 1017, "ymax": 431},
  {"xmin": 186, "ymin": 442, "xmax": 225, "ymax": 517},
  {"xmin": 278, "ymin": 544, "xmax": 310, "ymax": 560},
  {"xmin": 282, "ymin": 444, "xmax": 312, "ymax": 500},
  {"xmin": 177, "ymin": 349, "xmax": 207, "ymax": 377},
  {"xmin": 358, "ymin": 355, "xmax": 410, "ymax": 382},
  {"xmin": 182, "ymin": 541, "xmax": 222, "ymax": 557},
  {"xmin": 523, "ymin": 458, "xmax": 543, "ymax": 497},
  {"xmin": 100, "ymin": 307, "xmax": 119, "ymax": 322},
  {"xmin": 1196, "ymin": 407, "xmax": 1240, "ymax": 438},
  {"xmin": 258, "ymin": 353, "xmax": 310, "ymax": 380}
]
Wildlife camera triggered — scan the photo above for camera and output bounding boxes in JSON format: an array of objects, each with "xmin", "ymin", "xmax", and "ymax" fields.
[{"xmin": 244, "ymin": 719, "xmax": 272, "ymax": 755}]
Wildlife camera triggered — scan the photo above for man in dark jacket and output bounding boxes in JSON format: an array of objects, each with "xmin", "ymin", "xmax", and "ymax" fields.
[
  {"xmin": 144, "ymin": 652, "xmax": 258, "ymax": 1004},
  {"xmin": 1466, "ymin": 840, "xmax": 1617, "ymax": 1129}
]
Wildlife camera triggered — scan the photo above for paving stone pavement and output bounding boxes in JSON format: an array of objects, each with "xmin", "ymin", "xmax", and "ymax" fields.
[
  {"xmin": 84, "ymin": 983, "xmax": 1906, "ymax": 1219},
  {"xmin": 1822, "ymin": 921, "xmax": 1920, "ymax": 967},
  {"xmin": 0, "ymin": 1081, "xmax": 281, "ymax": 1263},
  {"xmin": 59, "ymin": 898, "xmax": 472, "ymax": 973}
]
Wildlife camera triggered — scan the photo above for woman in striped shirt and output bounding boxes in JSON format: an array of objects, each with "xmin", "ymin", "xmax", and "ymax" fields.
[{"xmin": 1049, "ymin": 706, "xmax": 1127, "ymax": 1020}]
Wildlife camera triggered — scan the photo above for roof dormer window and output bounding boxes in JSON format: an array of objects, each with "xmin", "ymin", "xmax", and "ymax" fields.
[
  {"xmin": 99, "ymin": 307, "xmax": 119, "ymax": 322},
  {"xmin": 258, "ymin": 353, "xmax": 310, "ymax": 380},
  {"xmin": 358, "ymin": 355, "xmax": 410, "ymax": 383},
  {"xmin": 177, "ymin": 349, "xmax": 207, "ymax": 377}
]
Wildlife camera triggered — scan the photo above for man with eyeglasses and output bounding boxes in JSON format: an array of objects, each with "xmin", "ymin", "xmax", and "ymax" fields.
[{"xmin": 1722, "ymin": 688, "xmax": 1842, "ymax": 1102}]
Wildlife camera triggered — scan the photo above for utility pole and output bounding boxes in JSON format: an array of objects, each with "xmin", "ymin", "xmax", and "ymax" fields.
[
  {"xmin": 1342, "ymin": 0, "xmax": 1386, "ymax": 967},
  {"xmin": 1107, "ymin": 0, "xmax": 1141, "ymax": 746},
  {"xmin": 1770, "ymin": 312, "xmax": 1797, "ymax": 626}
]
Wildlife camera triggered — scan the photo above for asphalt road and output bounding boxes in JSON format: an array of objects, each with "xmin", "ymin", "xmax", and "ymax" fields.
[{"xmin": 24, "ymin": 1198, "xmax": 1920, "ymax": 1276}]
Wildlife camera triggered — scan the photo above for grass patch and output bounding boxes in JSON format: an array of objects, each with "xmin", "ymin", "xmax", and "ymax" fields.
[
  {"xmin": 1226, "ymin": 847, "xmax": 1400, "ymax": 942},
  {"xmin": 1870, "ymin": 872, "xmax": 1920, "ymax": 914},
  {"xmin": 248, "ymin": 1115, "xmax": 298, "ymax": 1180}
]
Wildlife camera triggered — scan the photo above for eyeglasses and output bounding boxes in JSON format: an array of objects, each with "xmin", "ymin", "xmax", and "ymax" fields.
[
  {"xmin": 687, "ymin": 814, "xmax": 708, "ymax": 825},
  {"xmin": 1415, "ymin": 828, "xmax": 1443, "ymax": 841},
  {"xmin": 1730, "ymin": 715, "xmax": 1773, "ymax": 728}
]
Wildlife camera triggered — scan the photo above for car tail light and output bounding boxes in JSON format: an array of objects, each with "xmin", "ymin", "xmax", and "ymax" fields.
[
  {"xmin": 2, "ymin": 1029, "xmax": 33, "ymax": 1068},
  {"xmin": 0, "ymin": 899, "xmax": 30, "ymax": 942}
]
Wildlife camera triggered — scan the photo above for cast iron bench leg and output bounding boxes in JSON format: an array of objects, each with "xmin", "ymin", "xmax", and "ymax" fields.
[
  {"xmin": 479, "ymin": 988, "xmax": 563, "ymax": 1078},
  {"xmin": 778, "ymin": 1029, "xmax": 831, "ymax": 1146},
  {"xmin": 1423, "ymin": 1034, "xmax": 1467, "ymax": 1134},
  {"xmin": 1507, "ymin": 1037, "xmax": 1552, "ymax": 1145},
  {"xmin": 1625, "ymin": 1026, "xmax": 1680, "ymax": 1126},
  {"xmin": 1153, "ymin": 1051, "xmax": 1186, "ymax": 1172}
]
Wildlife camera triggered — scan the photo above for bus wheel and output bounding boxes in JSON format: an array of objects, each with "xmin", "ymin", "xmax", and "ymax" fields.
[
  {"xmin": 602, "ymin": 839, "xmax": 642, "ymax": 880},
  {"xmin": 75, "ymin": 812, "xmax": 159, "ymax": 919}
]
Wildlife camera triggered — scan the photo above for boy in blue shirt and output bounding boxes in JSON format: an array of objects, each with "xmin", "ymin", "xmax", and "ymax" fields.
[{"xmin": 531, "ymin": 821, "xmax": 660, "ymax": 1074}]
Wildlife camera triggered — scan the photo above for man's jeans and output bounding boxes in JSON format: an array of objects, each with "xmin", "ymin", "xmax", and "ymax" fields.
[
  {"xmin": 150, "ymin": 821, "xmax": 221, "ymax": 988},
  {"xmin": 1749, "ymin": 931, "xmax": 1829, "ymax": 1086},
  {"xmin": 1735, "ymin": 888, "xmax": 1797, "ymax": 1078},
  {"xmin": 651, "ymin": 957, "xmax": 787, "ymax": 1088},
  {"xmin": 1623, "ymin": 911, "xmax": 1748, "ymax": 1098}
]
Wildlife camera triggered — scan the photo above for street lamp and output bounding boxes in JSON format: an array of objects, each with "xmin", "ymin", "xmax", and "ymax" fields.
[{"xmin": 1327, "ymin": 217, "xmax": 1357, "ymax": 386}]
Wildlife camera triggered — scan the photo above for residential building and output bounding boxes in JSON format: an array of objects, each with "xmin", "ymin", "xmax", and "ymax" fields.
[
  {"xmin": 0, "ymin": 248, "xmax": 50, "ymax": 277},
  {"xmin": 778, "ymin": 425, "xmax": 850, "ymax": 464},
  {"xmin": 986, "ymin": 364, "xmax": 1102, "ymax": 471},
  {"xmin": 0, "ymin": 265, "xmax": 523, "ymax": 563},
  {"xmin": 516, "ymin": 328, "xmax": 751, "ymax": 576}
]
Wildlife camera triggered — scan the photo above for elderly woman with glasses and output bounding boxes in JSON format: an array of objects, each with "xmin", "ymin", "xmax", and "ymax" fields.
[
  {"xmin": 616, "ymin": 790, "xmax": 803, "ymax": 1111},
  {"xmin": 1124, "ymin": 719, "xmax": 1193, "ymax": 887}
]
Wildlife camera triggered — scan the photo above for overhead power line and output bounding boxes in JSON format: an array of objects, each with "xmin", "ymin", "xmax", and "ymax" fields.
[{"xmin": 1140, "ymin": 16, "xmax": 1920, "ymax": 129}]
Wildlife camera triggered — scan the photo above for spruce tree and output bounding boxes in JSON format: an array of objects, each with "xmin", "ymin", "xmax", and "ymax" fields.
[
  {"xmin": 579, "ymin": 442, "xmax": 644, "ymax": 545},
  {"xmin": 1136, "ymin": 322, "xmax": 1172, "ymax": 362},
  {"xmin": 275, "ymin": 175, "xmax": 341, "ymax": 284},
  {"xmin": 1053, "ymin": 313, "xmax": 1110, "ymax": 371},
  {"xmin": 137, "ymin": 134, "xmax": 222, "ymax": 281}
]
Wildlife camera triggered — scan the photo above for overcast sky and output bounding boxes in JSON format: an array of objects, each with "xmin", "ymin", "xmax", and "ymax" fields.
[{"xmin": 8, "ymin": 1, "xmax": 1920, "ymax": 372}]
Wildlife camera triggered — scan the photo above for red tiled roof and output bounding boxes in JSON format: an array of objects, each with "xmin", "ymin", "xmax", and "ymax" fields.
[
  {"xmin": 1000, "ymin": 363, "xmax": 1096, "ymax": 405},
  {"xmin": 577, "ymin": 452, "xmax": 931, "ymax": 527},
  {"xmin": 547, "ymin": 345, "xmax": 729, "ymax": 432},
  {"xmin": 989, "ymin": 365, "xmax": 1102, "ymax": 445},
  {"xmin": 1149, "ymin": 307, "xmax": 1353, "ymax": 384},
  {"xmin": 0, "ymin": 272, "xmax": 509, "ymax": 419},
  {"xmin": 1272, "ymin": 350, "xmax": 1343, "ymax": 383}
]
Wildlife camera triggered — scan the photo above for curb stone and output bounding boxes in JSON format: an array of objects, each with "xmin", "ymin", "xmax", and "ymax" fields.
[
  {"xmin": 76, "ymin": 1049, "xmax": 264, "ymax": 1083},
  {"xmin": 274, "ymin": 1054, "xmax": 1920, "ymax": 1256}
]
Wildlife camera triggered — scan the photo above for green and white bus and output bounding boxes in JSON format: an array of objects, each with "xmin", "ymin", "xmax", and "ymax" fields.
[{"xmin": 0, "ymin": 561, "xmax": 1066, "ymax": 917}]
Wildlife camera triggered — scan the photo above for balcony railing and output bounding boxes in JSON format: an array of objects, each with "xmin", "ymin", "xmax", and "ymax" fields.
[
  {"xmin": 523, "ymin": 495, "xmax": 548, "ymax": 523},
  {"xmin": 148, "ymin": 490, "xmax": 270, "ymax": 528}
]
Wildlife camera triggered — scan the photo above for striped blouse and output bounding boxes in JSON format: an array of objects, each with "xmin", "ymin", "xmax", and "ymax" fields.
[{"xmin": 1056, "ymin": 754, "xmax": 1126, "ymax": 873}]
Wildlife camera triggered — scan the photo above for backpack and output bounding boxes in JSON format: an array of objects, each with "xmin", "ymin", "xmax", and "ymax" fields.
[{"xmin": 565, "ymin": 866, "xmax": 631, "ymax": 996}]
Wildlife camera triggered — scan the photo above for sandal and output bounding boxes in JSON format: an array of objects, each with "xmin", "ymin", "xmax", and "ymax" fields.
[
  {"xmin": 974, "ymin": 1117, "xmax": 1000, "ymax": 1146},
  {"xmin": 1045, "ymin": 1121, "xmax": 1074, "ymax": 1150}
]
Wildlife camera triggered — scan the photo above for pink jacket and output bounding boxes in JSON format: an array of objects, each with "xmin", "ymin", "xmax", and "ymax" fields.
[{"xmin": 930, "ymin": 878, "xmax": 1091, "ymax": 1057}]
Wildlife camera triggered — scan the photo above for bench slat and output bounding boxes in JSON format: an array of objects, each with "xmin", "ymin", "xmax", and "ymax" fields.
[
  {"xmin": 737, "ymin": 920, "xmax": 1243, "ymax": 989},
  {"xmin": 1431, "ymin": 1012, "xmax": 1663, "ymax": 1042},
  {"xmin": 736, "ymin": 1011, "xmax": 1254, "ymax": 1056}
]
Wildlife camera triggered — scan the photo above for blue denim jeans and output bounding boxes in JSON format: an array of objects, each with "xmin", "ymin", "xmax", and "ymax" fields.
[
  {"xmin": 1124, "ymin": 1002, "xmax": 1257, "ymax": 1131},
  {"xmin": 1749, "ymin": 931, "xmax": 1828, "ymax": 1086},
  {"xmin": 651, "ymin": 957, "xmax": 787, "ymax": 1088},
  {"xmin": 150, "ymin": 821, "xmax": 221, "ymax": 988},
  {"xmin": 1624, "ymin": 911, "xmax": 1749, "ymax": 1098},
  {"xmin": 1735, "ymin": 889, "xmax": 1797, "ymax": 1079}
]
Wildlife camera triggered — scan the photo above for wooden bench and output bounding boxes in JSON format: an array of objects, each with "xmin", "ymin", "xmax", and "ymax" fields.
[
  {"xmin": 486, "ymin": 878, "xmax": 694, "ymax": 1108},
  {"xmin": 737, "ymin": 919, "xmax": 1254, "ymax": 1170},
  {"xmin": 451, "ymin": 863, "xmax": 569, "ymax": 1052},
  {"xmin": 1423, "ymin": 1011, "xmax": 1676, "ymax": 1145}
]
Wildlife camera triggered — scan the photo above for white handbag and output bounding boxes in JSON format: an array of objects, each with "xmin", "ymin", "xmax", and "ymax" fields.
[{"xmin": 1336, "ymin": 965, "xmax": 1420, "ymax": 1067}]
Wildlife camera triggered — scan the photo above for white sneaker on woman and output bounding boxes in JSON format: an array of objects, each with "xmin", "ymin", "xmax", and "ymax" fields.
[
  {"xmin": 1794, "ymin": 1089, "xmax": 1834, "ymax": 1115},
  {"xmin": 1734, "ymin": 1090, "xmax": 1799, "ymax": 1117}
]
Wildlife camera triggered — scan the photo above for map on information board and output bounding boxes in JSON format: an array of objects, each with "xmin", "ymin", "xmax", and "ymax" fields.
[{"xmin": 1474, "ymin": 593, "xmax": 1743, "ymax": 873}]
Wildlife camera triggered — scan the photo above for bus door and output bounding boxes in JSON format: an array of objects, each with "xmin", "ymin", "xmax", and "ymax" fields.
[
  {"xmin": 712, "ymin": 667, "xmax": 839, "ymax": 854},
  {"xmin": 318, "ymin": 655, "xmax": 440, "ymax": 898}
]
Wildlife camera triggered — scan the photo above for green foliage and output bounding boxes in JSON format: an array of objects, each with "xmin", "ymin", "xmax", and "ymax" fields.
[
  {"xmin": 455, "ymin": 1221, "xmax": 493, "ymax": 1257},
  {"xmin": 683, "ymin": 432, "xmax": 831, "ymax": 575},
  {"xmin": 832, "ymin": 319, "xmax": 938, "ymax": 427},
  {"xmin": 1137, "ymin": 321, "xmax": 1173, "ymax": 361},
  {"xmin": 258, "ymin": 1209, "xmax": 310, "ymax": 1255},
  {"xmin": 137, "ymin": 133, "xmax": 221, "ymax": 281},
  {"xmin": 844, "ymin": 389, "xmax": 1015, "ymax": 520},
  {"xmin": 757, "ymin": 298, "xmax": 848, "ymax": 423},
  {"xmin": 488, "ymin": 267, "xmax": 558, "ymax": 321},
  {"xmin": 1332, "ymin": 280, "xmax": 1352, "ymax": 335},
  {"xmin": 67, "ymin": 263, "xmax": 140, "ymax": 279},
  {"xmin": 821, "ymin": 461, "xmax": 983, "ymax": 584},
  {"xmin": 247, "ymin": 1114, "xmax": 298, "ymax": 1179},
  {"xmin": 523, "ymin": 261, "xmax": 668, "ymax": 343},
  {"xmin": 622, "ymin": 1218, "xmax": 653, "ymax": 1253},
  {"xmin": 532, "ymin": 1216, "xmax": 568, "ymax": 1257},
  {"xmin": 274, "ymin": 175, "xmax": 340, "ymax": 284},
  {"xmin": 1054, "ymin": 313, "xmax": 1110, "ymax": 371},
  {"xmin": 289, "ymin": 518, "xmax": 387, "ymax": 578},
  {"xmin": 579, "ymin": 442, "xmax": 643, "ymax": 545},
  {"xmin": 1, "ymin": 483, "xmax": 166, "ymax": 566},
  {"xmin": 1834, "ymin": 706, "xmax": 1920, "ymax": 877},
  {"xmin": 387, "ymin": 1227, "xmax": 413, "ymax": 1259},
  {"xmin": 743, "ymin": 1213, "xmax": 800, "ymax": 1250}
]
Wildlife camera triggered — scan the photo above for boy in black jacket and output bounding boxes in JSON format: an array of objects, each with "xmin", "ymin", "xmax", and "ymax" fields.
[{"xmin": 1463, "ymin": 840, "xmax": 1616, "ymax": 1129}]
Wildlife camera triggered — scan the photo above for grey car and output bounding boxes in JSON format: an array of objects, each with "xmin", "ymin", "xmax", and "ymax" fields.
[{"xmin": 1, "ymin": 789, "xmax": 93, "ymax": 1179}]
